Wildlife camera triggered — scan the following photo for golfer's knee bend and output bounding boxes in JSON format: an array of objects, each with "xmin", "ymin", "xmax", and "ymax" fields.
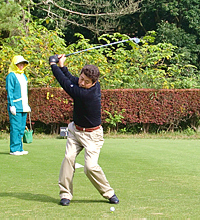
[
  {"xmin": 84, "ymin": 163, "xmax": 98, "ymax": 175},
  {"xmin": 64, "ymin": 154, "xmax": 75, "ymax": 166},
  {"xmin": 84, "ymin": 165, "xmax": 91, "ymax": 176}
]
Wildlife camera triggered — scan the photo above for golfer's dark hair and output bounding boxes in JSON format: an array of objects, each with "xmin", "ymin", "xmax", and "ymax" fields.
[{"xmin": 81, "ymin": 65, "xmax": 100, "ymax": 83}]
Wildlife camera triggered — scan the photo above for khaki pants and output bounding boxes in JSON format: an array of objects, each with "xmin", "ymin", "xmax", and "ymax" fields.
[{"xmin": 59, "ymin": 122, "xmax": 114, "ymax": 200}]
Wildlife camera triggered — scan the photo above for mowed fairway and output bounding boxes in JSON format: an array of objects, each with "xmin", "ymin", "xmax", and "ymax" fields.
[{"xmin": 1, "ymin": 138, "xmax": 200, "ymax": 218}]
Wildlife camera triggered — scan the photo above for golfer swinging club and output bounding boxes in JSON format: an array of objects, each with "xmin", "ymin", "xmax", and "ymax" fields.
[{"xmin": 49, "ymin": 54, "xmax": 119, "ymax": 206}]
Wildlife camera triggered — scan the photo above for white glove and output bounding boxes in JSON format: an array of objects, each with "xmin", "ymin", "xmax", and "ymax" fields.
[{"xmin": 10, "ymin": 106, "xmax": 16, "ymax": 115}]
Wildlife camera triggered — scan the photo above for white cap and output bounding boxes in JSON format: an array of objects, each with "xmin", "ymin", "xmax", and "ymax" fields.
[{"xmin": 14, "ymin": 55, "xmax": 29, "ymax": 64}]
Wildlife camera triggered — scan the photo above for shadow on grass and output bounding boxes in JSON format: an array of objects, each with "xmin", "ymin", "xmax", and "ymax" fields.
[
  {"xmin": 0, "ymin": 192, "xmax": 109, "ymax": 205},
  {"xmin": 0, "ymin": 192, "xmax": 58, "ymax": 204},
  {"xmin": 0, "ymin": 152, "xmax": 9, "ymax": 155},
  {"xmin": 72, "ymin": 199, "xmax": 108, "ymax": 204}
]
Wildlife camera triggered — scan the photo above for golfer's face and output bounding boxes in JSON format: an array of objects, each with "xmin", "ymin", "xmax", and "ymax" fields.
[{"xmin": 78, "ymin": 73, "xmax": 96, "ymax": 89}]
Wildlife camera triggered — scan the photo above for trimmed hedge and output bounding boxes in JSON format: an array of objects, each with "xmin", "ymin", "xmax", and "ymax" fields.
[
  {"xmin": 0, "ymin": 88, "xmax": 200, "ymax": 131},
  {"xmin": 101, "ymin": 89, "xmax": 200, "ymax": 131}
]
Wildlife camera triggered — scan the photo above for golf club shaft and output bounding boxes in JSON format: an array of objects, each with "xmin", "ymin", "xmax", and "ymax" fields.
[{"xmin": 65, "ymin": 37, "xmax": 139, "ymax": 57}]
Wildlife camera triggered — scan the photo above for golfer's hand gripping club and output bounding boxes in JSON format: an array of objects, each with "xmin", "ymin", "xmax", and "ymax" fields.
[{"xmin": 49, "ymin": 55, "xmax": 59, "ymax": 64}]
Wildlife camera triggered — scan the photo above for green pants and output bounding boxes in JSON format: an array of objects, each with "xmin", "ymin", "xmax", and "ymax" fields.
[{"xmin": 9, "ymin": 112, "xmax": 27, "ymax": 153}]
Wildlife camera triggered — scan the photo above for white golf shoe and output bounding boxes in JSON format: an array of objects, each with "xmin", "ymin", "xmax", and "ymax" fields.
[
  {"xmin": 10, "ymin": 150, "xmax": 28, "ymax": 155},
  {"xmin": 10, "ymin": 151, "xmax": 24, "ymax": 156},
  {"xmin": 21, "ymin": 150, "xmax": 28, "ymax": 155}
]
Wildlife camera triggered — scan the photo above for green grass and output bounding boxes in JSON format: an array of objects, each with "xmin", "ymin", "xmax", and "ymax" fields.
[{"xmin": 1, "ymin": 137, "xmax": 200, "ymax": 218}]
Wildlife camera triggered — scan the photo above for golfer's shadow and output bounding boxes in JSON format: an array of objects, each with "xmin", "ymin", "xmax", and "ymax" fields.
[
  {"xmin": 0, "ymin": 192, "xmax": 58, "ymax": 204},
  {"xmin": 72, "ymin": 199, "xmax": 108, "ymax": 204},
  {"xmin": 0, "ymin": 192, "xmax": 108, "ymax": 204}
]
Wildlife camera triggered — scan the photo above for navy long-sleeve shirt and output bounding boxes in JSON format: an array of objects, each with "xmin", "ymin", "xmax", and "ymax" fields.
[{"xmin": 51, "ymin": 64, "xmax": 101, "ymax": 128}]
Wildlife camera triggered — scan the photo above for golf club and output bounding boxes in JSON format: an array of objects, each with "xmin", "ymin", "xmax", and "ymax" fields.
[
  {"xmin": 49, "ymin": 37, "xmax": 140, "ymax": 63},
  {"xmin": 65, "ymin": 37, "xmax": 140, "ymax": 57}
]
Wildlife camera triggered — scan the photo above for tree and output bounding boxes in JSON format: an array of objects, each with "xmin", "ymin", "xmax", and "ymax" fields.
[
  {"xmin": 155, "ymin": 21, "xmax": 200, "ymax": 69},
  {"xmin": 0, "ymin": 21, "xmax": 67, "ymax": 88},
  {"xmin": 0, "ymin": 0, "xmax": 22, "ymax": 39},
  {"xmin": 97, "ymin": 32, "xmax": 199, "ymax": 89},
  {"xmin": 0, "ymin": 0, "xmax": 33, "ymax": 39},
  {"xmin": 0, "ymin": 1, "xmax": 199, "ymax": 89},
  {"xmin": 130, "ymin": 0, "xmax": 200, "ymax": 70},
  {"xmin": 136, "ymin": 0, "xmax": 200, "ymax": 34},
  {"xmin": 30, "ymin": 0, "xmax": 142, "ymax": 42}
]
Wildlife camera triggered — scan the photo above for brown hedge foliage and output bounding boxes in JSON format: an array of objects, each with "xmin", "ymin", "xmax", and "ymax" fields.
[
  {"xmin": 101, "ymin": 89, "xmax": 200, "ymax": 127},
  {"xmin": 0, "ymin": 88, "xmax": 200, "ymax": 129},
  {"xmin": 0, "ymin": 88, "xmax": 8, "ymax": 125},
  {"xmin": 28, "ymin": 88, "xmax": 73, "ymax": 124}
]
